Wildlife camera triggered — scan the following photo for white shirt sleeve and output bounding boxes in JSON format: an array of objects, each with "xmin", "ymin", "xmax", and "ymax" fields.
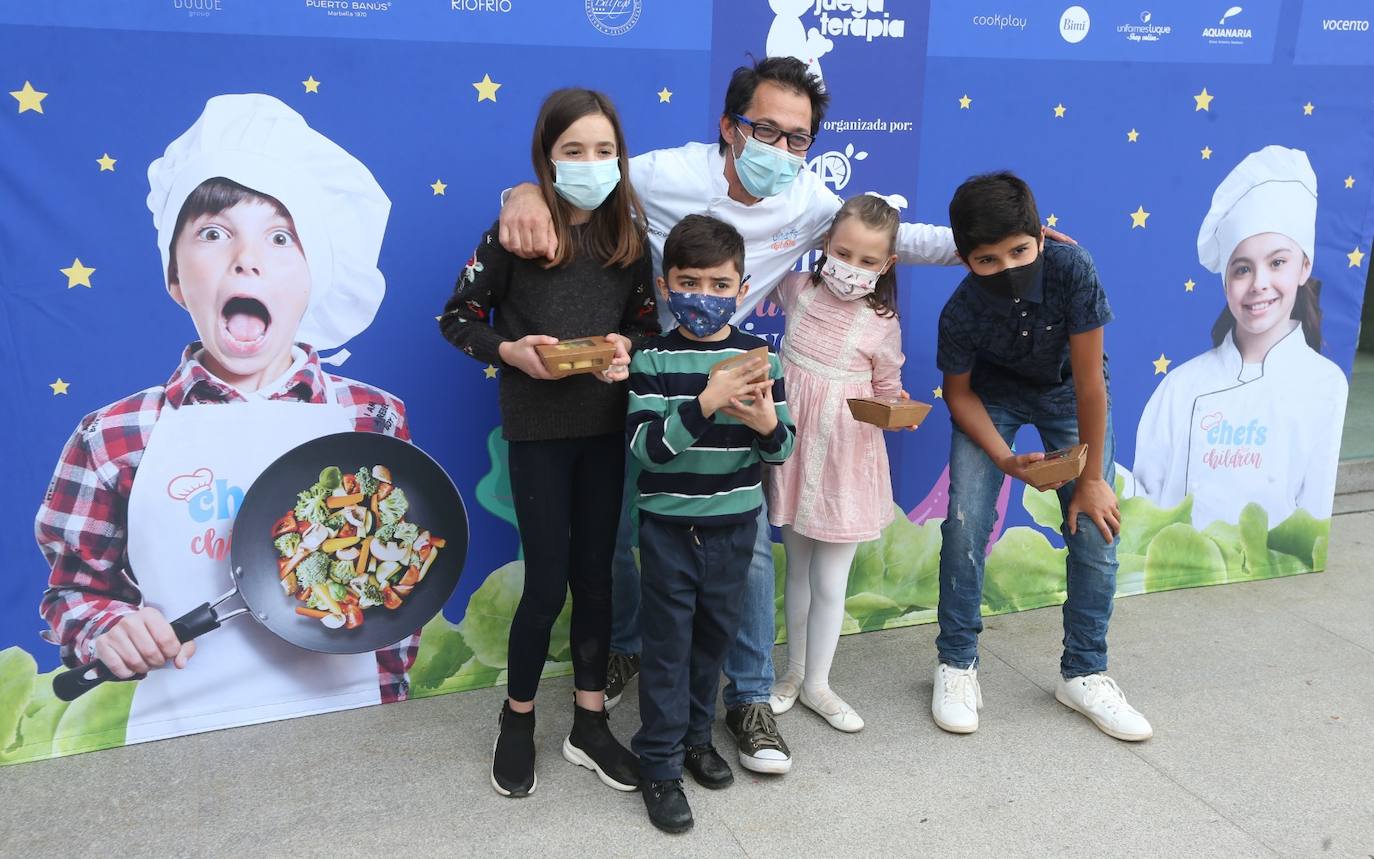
[
  {"xmin": 803, "ymin": 179, "xmax": 844, "ymax": 251},
  {"xmin": 1296, "ymin": 371, "xmax": 1349, "ymax": 519},
  {"xmin": 896, "ymin": 221, "xmax": 960, "ymax": 267}
]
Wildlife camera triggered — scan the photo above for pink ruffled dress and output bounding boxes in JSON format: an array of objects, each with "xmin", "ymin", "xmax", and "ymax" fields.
[{"xmin": 766, "ymin": 271, "xmax": 905, "ymax": 543}]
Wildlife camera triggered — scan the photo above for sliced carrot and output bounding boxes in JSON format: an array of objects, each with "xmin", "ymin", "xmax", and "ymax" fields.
[
  {"xmin": 326, "ymin": 493, "xmax": 364, "ymax": 509},
  {"xmin": 296, "ymin": 607, "xmax": 329, "ymax": 619},
  {"xmin": 417, "ymin": 547, "xmax": 439, "ymax": 582},
  {"xmin": 429, "ymin": 536, "xmax": 447, "ymax": 549},
  {"xmin": 321, "ymin": 535, "xmax": 360, "ymax": 553},
  {"xmin": 355, "ymin": 537, "xmax": 372, "ymax": 577}
]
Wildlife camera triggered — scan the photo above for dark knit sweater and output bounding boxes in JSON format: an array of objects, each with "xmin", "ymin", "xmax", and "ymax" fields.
[{"xmin": 440, "ymin": 220, "xmax": 660, "ymax": 442}]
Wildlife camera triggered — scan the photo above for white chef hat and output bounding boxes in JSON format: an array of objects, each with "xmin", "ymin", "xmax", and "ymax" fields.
[
  {"xmin": 146, "ymin": 93, "xmax": 391, "ymax": 354},
  {"xmin": 1197, "ymin": 145, "xmax": 1317, "ymax": 276}
]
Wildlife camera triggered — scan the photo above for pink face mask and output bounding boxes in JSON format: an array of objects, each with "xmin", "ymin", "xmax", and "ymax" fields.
[{"xmin": 820, "ymin": 251, "xmax": 887, "ymax": 300}]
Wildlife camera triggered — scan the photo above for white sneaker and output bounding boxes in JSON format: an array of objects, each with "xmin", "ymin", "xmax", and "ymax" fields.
[
  {"xmin": 1055, "ymin": 673, "xmax": 1153, "ymax": 742},
  {"xmin": 799, "ymin": 686, "xmax": 864, "ymax": 733},
  {"xmin": 769, "ymin": 671, "xmax": 804, "ymax": 715},
  {"xmin": 931, "ymin": 663, "xmax": 982, "ymax": 734}
]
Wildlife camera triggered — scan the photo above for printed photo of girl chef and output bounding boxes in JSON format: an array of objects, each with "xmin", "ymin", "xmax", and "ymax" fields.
[
  {"xmin": 35, "ymin": 94, "xmax": 416, "ymax": 744},
  {"xmin": 1132, "ymin": 145, "xmax": 1349, "ymax": 530}
]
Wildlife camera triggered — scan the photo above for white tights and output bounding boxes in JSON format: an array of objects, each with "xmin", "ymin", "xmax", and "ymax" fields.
[{"xmin": 781, "ymin": 525, "xmax": 860, "ymax": 698}]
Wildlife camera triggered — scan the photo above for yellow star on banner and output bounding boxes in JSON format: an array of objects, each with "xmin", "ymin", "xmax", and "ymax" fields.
[
  {"xmin": 1345, "ymin": 176, "xmax": 1356, "ymax": 189},
  {"xmin": 473, "ymin": 74, "xmax": 501, "ymax": 103},
  {"xmin": 434, "ymin": 315, "xmax": 442, "ymax": 322},
  {"xmin": 958, "ymin": 94, "xmax": 972, "ymax": 109},
  {"xmin": 1184, "ymin": 278, "xmax": 1196, "ymax": 292},
  {"xmin": 430, "ymin": 179, "xmax": 447, "ymax": 196},
  {"xmin": 10, "ymin": 81, "xmax": 47, "ymax": 114},
  {"xmin": 302, "ymin": 75, "xmax": 321, "ymax": 94},
  {"xmin": 49, "ymin": 378, "xmax": 70, "ymax": 395},
  {"xmin": 96, "ymin": 153, "xmax": 117, "ymax": 172},
  {"xmin": 483, "ymin": 365, "xmax": 498, "ymax": 379},
  {"xmin": 1130, "ymin": 206, "xmax": 1150, "ymax": 229},
  {"xmin": 1193, "ymin": 87, "xmax": 1214, "ymax": 111},
  {"xmin": 657, "ymin": 87, "xmax": 672, "ymax": 103},
  {"xmin": 1046, "ymin": 214, "xmax": 1059, "ymax": 227},
  {"xmin": 1350, "ymin": 247, "xmax": 1366, "ymax": 268},
  {"xmin": 932, "ymin": 386, "xmax": 943, "ymax": 399},
  {"xmin": 1127, "ymin": 128, "xmax": 1140, "ymax": 142},
  {"xmin": 60, "ymin": 258, "xmax": 95, "ymax": 288},
  {"xmin": 1053, "ymin": 103, "xmax": 1066, "ymax": 118},
  {"xmin": 1201, "ymin": 146, "xmax": 1213, "ymax": 160},
  {"xmin": 1153, "ymin": 354, "xmax": 1171, "ymax": 375},
  {"xmin": 1302, "ymin": 101, "xmax": 1314, "ymax": 116}
]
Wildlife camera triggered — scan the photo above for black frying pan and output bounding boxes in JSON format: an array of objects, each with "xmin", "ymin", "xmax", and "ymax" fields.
[{"xmin": 53, "ymin": 432, "xmax": 468, "ymax": 701}]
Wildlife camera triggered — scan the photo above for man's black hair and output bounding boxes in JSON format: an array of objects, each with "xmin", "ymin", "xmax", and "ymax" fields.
[
  {"xmin": 947, "ymin": 171, "xmax": 1042, "ymax": 260},
  {"xmin": 718, "ymin": 56, "xmax": 829, "ymax": 153}
]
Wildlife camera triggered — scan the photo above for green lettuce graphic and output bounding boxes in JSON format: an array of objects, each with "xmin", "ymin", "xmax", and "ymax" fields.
[
  {"xmin": 982, "ymin": 526, "xmax": 1068, "ymax": 613},
  {"xmin": 475, "ymin": 427, "xmax": 521, "ymax": 558}
]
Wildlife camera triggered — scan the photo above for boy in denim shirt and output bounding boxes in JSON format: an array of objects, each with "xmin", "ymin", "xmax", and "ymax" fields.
[{"xmin": 931, "ymin": 172, "xmax": 1152, "ymax": 742}]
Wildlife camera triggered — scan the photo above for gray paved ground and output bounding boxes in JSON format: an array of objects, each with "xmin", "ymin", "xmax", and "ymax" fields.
[{"xmin": 3, "ymin": 506, "xmax": 1372, "ymax": 858}]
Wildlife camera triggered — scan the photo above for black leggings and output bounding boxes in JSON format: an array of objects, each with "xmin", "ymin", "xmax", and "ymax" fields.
[{"xmin": 505, "ymin": 432, "xmax": 624, "ymax": 702}]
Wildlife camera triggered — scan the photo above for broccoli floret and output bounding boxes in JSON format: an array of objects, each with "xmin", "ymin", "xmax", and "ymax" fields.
[
  {"xmin": 274, "ymin": 532, "xmax": 302, "ymax": 559},
  {"xmin": 377, "ymin": 487, "xmax": 409, "ymax": 526},
  {"xmin": 329, "ymin": 559, "xmax": 357, "ymax": 585},
  {"xmin": 306, "ymin": 588, "xmax": 333, "ymax": 612},
  {"xmin": 393, "ymin": 521, "xmax": 419, "ymax": 546},
  {"xmin": 355, "ymin": 467, "xmax": 379, "ymax": 498},
  {"xmin": 294, "ymin": 485, "xmax": 330, "ymax": 526},
  {"xmin": 374, "ymin": 522, "xmax": 398, "ymax": 543},
  {"xmin": 295, "ymin": 552, "xmax": 332, "ymax": 589},
  {"xmin": 359, "ymin": 580, "xmax": 384, "ymax": 608},
  {"xmin": 323, "ymin": 513, "xmax": 346, "ymax": 532}
]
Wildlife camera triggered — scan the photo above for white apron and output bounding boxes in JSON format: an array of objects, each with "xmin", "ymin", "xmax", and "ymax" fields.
[
  {"xmin": 1131, "ymin": 326, "xmax": 1348, "ymax": 529},
  {"xmin": 123, "ymin": 377, "xmax": 380, "ymax": 744}
]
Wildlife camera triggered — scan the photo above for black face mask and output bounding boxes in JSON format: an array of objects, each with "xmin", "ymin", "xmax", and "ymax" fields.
[{"xmin": 970, "ymin": 254, "xmax": 1043, "ymax": 300}]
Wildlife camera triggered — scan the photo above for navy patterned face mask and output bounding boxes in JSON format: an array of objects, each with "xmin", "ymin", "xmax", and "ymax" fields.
[{"xmin": 665, "ymin": 289, "xmax": 737, "ymax": 338}]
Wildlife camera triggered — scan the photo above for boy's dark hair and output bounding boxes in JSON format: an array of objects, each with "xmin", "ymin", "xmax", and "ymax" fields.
[
  {"xmin": 947, "ymin": 171, "xmax": 1042, "ymax": 260},
  {"xmin": 167, "ymin": 177, "xmax": 292, "ymax": 283},
  {"xmin": 718, "ymin": 56, "xmax": 829, "ymax": 154},
  {"xmin": 662, "ymin": 214, "xmax": 746, "ymax": 279}
]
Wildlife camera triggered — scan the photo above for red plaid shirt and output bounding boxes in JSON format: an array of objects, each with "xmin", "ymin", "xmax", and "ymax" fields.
[{"xmin": 36, "ymin": 344, "xmax": 419, "ymax": 703}]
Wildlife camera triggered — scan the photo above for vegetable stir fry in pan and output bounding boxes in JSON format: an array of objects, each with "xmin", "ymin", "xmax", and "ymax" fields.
[{"xmin": 272, "ymin": 465, "xmax": 446, "ymax": 629}]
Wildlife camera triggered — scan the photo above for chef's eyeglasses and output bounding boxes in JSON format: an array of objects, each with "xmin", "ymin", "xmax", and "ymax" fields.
[{"xmin": 733, "ymin": 114, "xmax": 816, "ymax": 153}]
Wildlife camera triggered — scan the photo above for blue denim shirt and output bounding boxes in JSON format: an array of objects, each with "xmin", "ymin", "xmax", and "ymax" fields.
[{"xmin": 937, "ymin": 240, "xmax": 1112, "ymax": 417}]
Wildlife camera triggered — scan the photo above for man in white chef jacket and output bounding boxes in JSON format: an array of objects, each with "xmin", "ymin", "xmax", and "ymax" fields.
[
  {"xmin": 1132, "ymin": 145, "xmax": 1349, "ymax": 533},
  {"xmin": 36, "ymin": 94, "xmax": 418, "ymax": 744}
]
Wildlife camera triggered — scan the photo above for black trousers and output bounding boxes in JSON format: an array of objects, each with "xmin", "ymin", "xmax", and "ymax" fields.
[
  {"xmin": 631, "ymin": 514, "xmax": 757, "ymax": 781},
  {"xmin": 505, "ymin": 432, "xmax": 624, "ymax": 702}
]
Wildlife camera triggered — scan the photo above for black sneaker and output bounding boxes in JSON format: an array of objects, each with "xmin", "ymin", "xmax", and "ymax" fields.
[
  {"xmin": 562, "ymin": 703, "xmax": 640, "ymax": 791},
  {"xmin": 491, "ymin": 701, "xmax": 536, "ymax": 797},
  {"xmin": 683, "ymin": 744, "xmax": 734, "ymax": 789},
  {"xmin": 604, "ymin": 652, "xmax": 640, "ymax": 710},
  {"xmin": 725, "ymin": 702, "xmax": 793, "ymax": 774},
  {"xmin": 642, "ymin": 779, "xmax": 693, "ymax": 834}
]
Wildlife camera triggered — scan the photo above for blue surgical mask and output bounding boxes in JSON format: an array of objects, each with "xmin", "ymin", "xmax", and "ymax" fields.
[
  {"xmin": 551, "ymin": 157, "xmax": 621, "ymax": 210},
  {"xmin": 732, "ymin": 132, "xmax": 805, "ymax": 198},
  {"xmin": 666, "ymin": 289, "xmax": 737, "ymax": 338}
]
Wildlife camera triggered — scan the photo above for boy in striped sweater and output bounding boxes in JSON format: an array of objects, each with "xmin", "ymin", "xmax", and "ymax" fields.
[{"xmin": 627, "ymin": 215, "xmax": 795, "ymax": 833}]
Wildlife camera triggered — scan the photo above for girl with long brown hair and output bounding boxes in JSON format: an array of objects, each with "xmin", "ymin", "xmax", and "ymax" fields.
[{"xmin": 440, "ymin": 87, "xmax": 658, "ymax": 798}]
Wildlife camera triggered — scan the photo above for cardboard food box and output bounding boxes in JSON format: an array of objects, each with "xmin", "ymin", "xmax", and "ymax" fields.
[
  {"xmin": 709, "ymin": 346, "xmax": 771, "ymax": 405},
  {"xmin": 1022, "ymin": 443, "xmax": 1088, "ymax": 490},
  {"xmin": 535, "ymin": 337, "xmax": 618, "ymax": 379},
  {"xmin": 846, "ymin": 397, "xmax": 933, "ymax": 429},
  {"xmin": 709, "ymin": 346, "xmax": 771, "ymax": 384}
]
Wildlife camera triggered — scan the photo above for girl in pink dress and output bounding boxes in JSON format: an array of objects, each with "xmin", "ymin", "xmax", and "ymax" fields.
[{"xmin": 766, "ymin": 194, "xmax": 914, "ymax": 732}]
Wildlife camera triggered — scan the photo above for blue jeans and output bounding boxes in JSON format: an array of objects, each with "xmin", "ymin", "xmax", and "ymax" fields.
[
  {"xmin": 935, "ymin": 401, "xmax": 1118, "ymax": 679},
  {"xmin": 632, "ymin": 515, "xmax": 756, "ymax": 781},
  {"xmin": 611, "ymin": 463, "xmax": 776, "ymax": 708}
]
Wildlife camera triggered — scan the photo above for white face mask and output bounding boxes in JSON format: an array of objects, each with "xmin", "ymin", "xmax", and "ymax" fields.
[{"xmin": 820, "ymin": 251, "xmax": 887, "ymax": 300}]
